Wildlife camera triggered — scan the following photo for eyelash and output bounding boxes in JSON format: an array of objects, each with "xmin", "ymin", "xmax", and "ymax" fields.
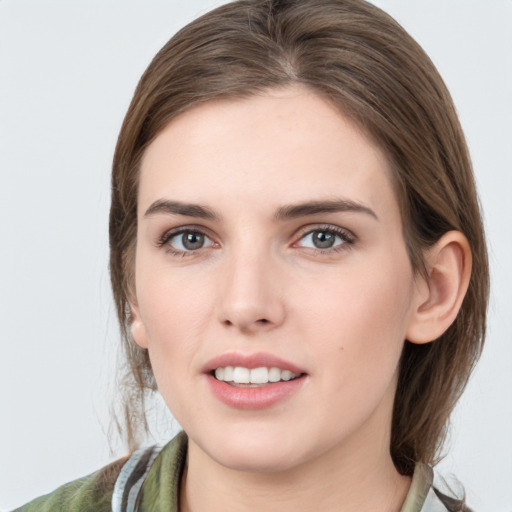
[
  {"xmin": 157, "ymin": 227, "xmax": 215, "ymax": 257},
  {"xmin": 157, "ymin": 224, "xmax": 356, "ymax": 257},
  {"xmin": 294, "ymin": 225, "xmax": 356, "ymax": 254}
]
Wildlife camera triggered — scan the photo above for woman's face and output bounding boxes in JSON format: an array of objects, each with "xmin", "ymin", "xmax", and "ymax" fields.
[{"xmin": 132, "ymin": 87, "xmax": 422, "ymax": 473}]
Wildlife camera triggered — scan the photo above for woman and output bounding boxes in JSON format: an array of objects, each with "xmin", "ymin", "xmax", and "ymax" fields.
[{"xmin": 14, "ymin": 0, "xmax": 488, "ymax": 511}]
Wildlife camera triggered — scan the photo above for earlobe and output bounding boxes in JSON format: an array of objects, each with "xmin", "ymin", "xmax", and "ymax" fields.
[
  {"xmin": 406, "ymin": 231, "xmax": 472, "ymax": 344},
  {"xmin": 130, "ymin": 303, "xmax": 149, "ymax": 349}
]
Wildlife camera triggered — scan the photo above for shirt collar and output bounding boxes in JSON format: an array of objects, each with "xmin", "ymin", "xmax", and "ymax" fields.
[{"xmin": 140, "ymin": 432, "xmax": 440, "ymax": 512}]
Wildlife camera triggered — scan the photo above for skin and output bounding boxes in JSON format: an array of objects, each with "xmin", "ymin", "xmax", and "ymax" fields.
[{"xmin": 130, "ymin": 87, "xmax": 463, "ymax": 511}]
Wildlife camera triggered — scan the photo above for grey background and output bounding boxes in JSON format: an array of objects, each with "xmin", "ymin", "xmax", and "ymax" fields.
[{"xmin": 0, "ymin": 1, "xmax": 510, "ymax": 510}]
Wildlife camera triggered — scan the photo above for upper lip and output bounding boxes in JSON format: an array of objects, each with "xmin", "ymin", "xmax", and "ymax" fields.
[{"xmin": 203, "ymin": 352, "xmax": 306, "ymax": 375}]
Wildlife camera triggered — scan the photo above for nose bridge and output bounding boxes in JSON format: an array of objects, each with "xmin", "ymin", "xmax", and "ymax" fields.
[{"xmin": 218, "ymin": 239, "xmax": 284, "ymax": 331}]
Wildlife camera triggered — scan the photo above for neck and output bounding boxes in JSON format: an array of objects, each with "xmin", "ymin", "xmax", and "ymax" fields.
[{"xmin": 179, "ymin": 421, "xmax": 410, "ymax": 512}]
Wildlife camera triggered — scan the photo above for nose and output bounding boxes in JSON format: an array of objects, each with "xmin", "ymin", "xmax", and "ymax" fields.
[{"xmin": 217, "ymin": 248, "xmax": 285, "ymax": 334}]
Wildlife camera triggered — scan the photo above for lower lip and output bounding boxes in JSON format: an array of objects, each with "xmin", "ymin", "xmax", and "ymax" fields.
[{"xmin": 206, "ymin": 374, "xmax": 306, "ymax": 410}]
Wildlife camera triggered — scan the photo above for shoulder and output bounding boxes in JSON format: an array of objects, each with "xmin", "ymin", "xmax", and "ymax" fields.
[
  {"xmin": 11, "ymin": 456, "xmax": 128, "ymax": 512},
  {"xmin": 11, "ymin": 432, "xmax": 188, "ymax": 512}
]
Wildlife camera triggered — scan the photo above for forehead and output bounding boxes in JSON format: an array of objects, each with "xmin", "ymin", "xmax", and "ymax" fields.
[{"xmin": 138, "ymin": 87, "xmax": 398, "ymax": 222}]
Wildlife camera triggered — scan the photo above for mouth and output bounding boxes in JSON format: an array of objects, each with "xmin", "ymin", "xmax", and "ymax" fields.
[
  {"xmin": 203, "ymin": 352, "xmax": 307, "ymax": 409},
  {"xmin": 211, "ymin": 366, "xmax": 303, "ymax": 387}
]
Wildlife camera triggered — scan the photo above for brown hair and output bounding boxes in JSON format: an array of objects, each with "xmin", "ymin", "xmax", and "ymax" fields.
[{"xmin": 109, "ymin": 0, "xmax": 488, "ymax": 476}]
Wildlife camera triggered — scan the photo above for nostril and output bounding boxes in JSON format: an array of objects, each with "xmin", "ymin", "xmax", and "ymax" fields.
[{"xmin": 220, "ymin": 312, "xmax": 278, "ymax": 331}]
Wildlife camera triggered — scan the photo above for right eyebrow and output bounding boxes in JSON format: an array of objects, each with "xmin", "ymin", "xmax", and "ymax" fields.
[{"xmin": 144, "ymin": 199, "xmax": 218, "ymax": 220}]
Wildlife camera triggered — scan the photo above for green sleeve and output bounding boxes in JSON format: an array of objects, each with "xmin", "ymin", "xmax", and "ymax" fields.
[{"xmin": 12, "ymin": 457, "xmax": 127, "ymax": 512}]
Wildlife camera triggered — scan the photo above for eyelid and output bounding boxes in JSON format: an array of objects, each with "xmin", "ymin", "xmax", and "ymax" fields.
[
  {"xmin": 293, "ymin": 224, "xmax": 356, "ymax": 249},
  {"xmin": 155, "ymin": 223, "xmax": 355, "ymax": 256},
  {"xmin": 157, "ymin": 225, "xmax": 218, "ymax": 254}
]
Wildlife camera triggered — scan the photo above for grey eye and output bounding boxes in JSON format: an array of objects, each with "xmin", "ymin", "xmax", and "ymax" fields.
[
  {"xmin": 312, "ymin": 231, "xmax": 336, "ymax": 248},
  {"xmin": 169, "ymin": 231, "xmax": 213, "ymax": 251},
  {"xmin": 298, "ymin": 229, "xmax": 345, "ymax": 249}
]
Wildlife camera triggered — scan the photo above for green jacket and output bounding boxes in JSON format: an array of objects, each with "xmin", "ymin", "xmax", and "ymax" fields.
[{"xmin": 13, "ymin": 431, "xmax": 466, "ymax": 512}]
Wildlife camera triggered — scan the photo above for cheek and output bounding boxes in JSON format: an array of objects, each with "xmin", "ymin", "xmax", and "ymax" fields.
[
  {"xmin": 135, "ymin": 260, "xmax": 216, "ymax": 373},
  {"xmin": 136, "ymin": 275, "xmax": 202, "ymax": 411},
  {"xmin": 299, "ymin": 254, "xmax": 414, "ymax": 382},
  {"xmin": 137, "ymin": 253, "xmax": 209, "ymax": 331}
]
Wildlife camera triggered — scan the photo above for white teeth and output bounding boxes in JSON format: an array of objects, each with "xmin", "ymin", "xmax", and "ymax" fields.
[
  {"xmin": 214, "ymin": 366, "xmax": 300, "ymax": 384},
  {"xmin": 268, "ymin": 367, "xmax": 281, "ymax": 382},
  {"xmin": 250, "ymin": 367, "xmax": 268, "ymax": 384},
  {"xmin": 281, "ymin": 370, "xmax": 293, "ymax": 381},
  {"xmin": 223, "ymin": 366, "xmax": 234, "ymax": 381},
  {"xmin": 232, "ymin": 366, "xmax": 250, "ymax": 384}
]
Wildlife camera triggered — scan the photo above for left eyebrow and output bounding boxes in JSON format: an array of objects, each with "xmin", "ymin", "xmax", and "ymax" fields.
[{"xmin": 274, "ymin": 199, "xmax": 379, "ymax": 221}]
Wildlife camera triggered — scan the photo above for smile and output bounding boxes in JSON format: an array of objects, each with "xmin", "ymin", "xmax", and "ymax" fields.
[
  {"xmin": 214, "ymin": 366, "xmax": 301, "ymax": 386},
  {"xmin": 204, "ymin": 353, "xmax": 307, "ymax": 409}
]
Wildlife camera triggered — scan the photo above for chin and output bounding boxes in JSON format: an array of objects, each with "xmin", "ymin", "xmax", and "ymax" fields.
[
  {"xmin": 214, "ymin": 445, "xmax": 303, "ymax": 474},
  {"xmin": 193, "ymin": 426, "xmax": 308, "ymax": 474}
]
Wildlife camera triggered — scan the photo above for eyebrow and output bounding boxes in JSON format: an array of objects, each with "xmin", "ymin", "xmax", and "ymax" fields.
[
  {"xmin": 143, "ymin": 198, "xmax": 378, "ymax": 222},
  {"xmin": 274, "ymin": 199, "xmax": 378, "ymax": 221},
  {"xmin": 144, "ymin": 199, "xmax": 218, "ymax": 220}
]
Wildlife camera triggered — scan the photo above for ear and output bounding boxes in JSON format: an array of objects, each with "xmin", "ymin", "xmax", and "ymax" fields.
[
  {"xmin": 406, "ymin": 231, "xmax": 472, "ymax": 344},
  {"xmin": 129, "ymin": 298, "xmax": 149, "ymax": 349}
]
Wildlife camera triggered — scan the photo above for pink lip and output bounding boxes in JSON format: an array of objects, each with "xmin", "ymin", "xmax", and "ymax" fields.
[
  {"xmin": 203, "ymin": 352, "xmax": 307, "ymax": 410},
  {"xmin": 202, "ymin": 352, "xmax": 306, "ymax": 374}
]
